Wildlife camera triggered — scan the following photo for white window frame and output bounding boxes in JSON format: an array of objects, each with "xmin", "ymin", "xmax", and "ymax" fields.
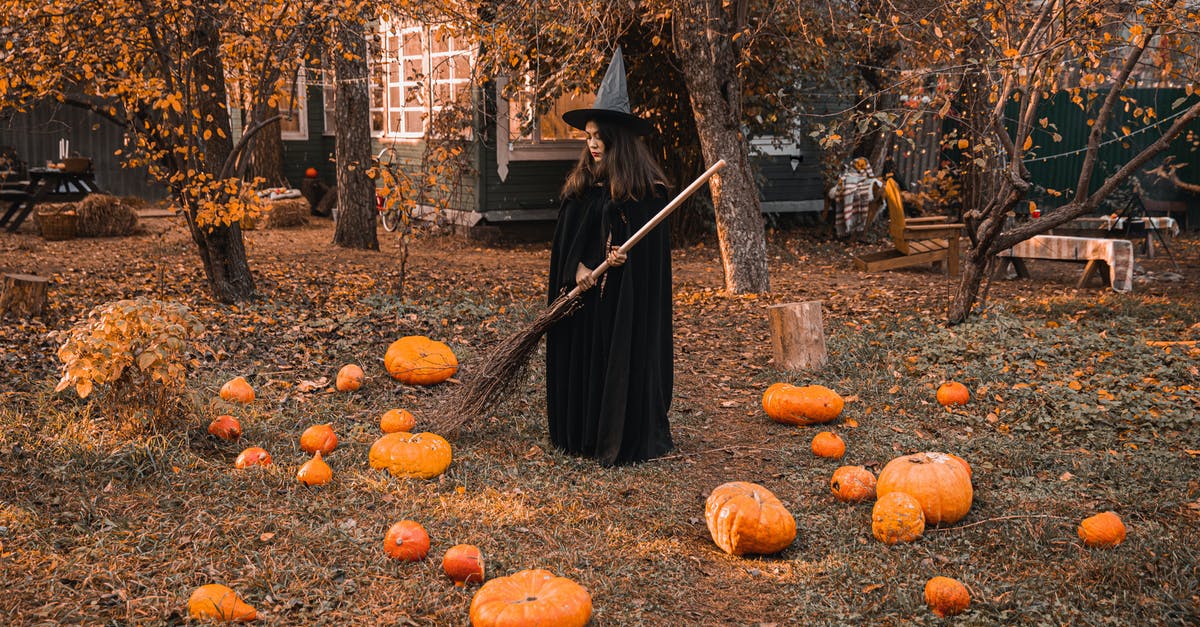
[
  {"xmin": 279, "ymin": 67, "xmax": 309, "ymax": 141},
  {"xmin": 319, "ymin": 68, "xmax": 336, "ymax": 136},
  {"xmin": 370, "ymin": 19, "xmax": 474, "ymax": 141}
]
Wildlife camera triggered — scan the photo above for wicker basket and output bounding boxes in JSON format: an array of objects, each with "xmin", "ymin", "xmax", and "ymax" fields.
[{"xmin": 37, "ymin": 211, "xmax": 78, "ymax": 241}]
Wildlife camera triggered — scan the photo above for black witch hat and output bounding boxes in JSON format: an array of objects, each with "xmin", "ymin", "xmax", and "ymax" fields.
[{"xmin": 562, "ymin": 47, "xmax": 653, "ymax": 136}]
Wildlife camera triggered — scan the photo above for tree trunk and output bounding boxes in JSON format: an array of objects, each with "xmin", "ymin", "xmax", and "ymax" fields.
[
  {"xmin": 333, "ymin": 19, "xmax": 379, "ymax": 250},
  {"xmin": 767, "ymin": 301, "xmax": 827, "ymax": 371},
  {"xmin": 0, "ymin": 273, "xmax": 49, "ymax": 318},
  {"xmin": 673, "ymin": 0, "xmax": 769, "ymax": 293},
  {"xmin": 186, "ymin": 11, "xmax": 256, "ymax": 303},
  {"xmin": 246, "ymin": 97, "xmax": 288, "ymax": 188}
]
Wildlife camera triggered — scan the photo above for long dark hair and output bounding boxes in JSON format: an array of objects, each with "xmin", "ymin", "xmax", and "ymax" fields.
[{"xmin": 560, "ymin": 118, "xmax": 669, "ymax": 201}]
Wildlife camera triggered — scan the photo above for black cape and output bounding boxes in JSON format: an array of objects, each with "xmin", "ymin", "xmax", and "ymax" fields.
[{"xmin": 545, "ymin": 183, "xmax": 674, "ymax": 466}]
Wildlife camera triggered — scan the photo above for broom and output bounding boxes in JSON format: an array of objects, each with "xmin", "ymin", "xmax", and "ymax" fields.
[{"xmin": 436, "ymin": 159, "xmax": 728, "ymax": 435}]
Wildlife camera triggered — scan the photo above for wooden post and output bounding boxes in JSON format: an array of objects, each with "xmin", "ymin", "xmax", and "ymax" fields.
[
  {"xmin": 767, "ymin": 301, "xmax": 827, "ymax": 371},
  {"xmin": 0, "ymin": 273, "xmax": 49, "ymax": 318}
]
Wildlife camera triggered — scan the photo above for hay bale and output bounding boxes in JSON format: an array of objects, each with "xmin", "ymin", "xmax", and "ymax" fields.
[
  {"xmin": 75, "ymin": 194, "xmax": 139, "ymax": 237},
  {"xmin": 263, "ymin": 198, "xmax": 309, "ymax": 228}
]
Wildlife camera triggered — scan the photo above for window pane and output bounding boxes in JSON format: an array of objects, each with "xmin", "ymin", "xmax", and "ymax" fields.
[
  {"xmin": 403, "ymin": 31, "xmax": 421, "ymax": 56},
  {"xmin": 406, "ymin": 110, "xmax": 424, "ymax": 133},
  {"xmin": 405, "ymin": 59, "xmax": 422, "ymax": 82},
  {"xmin": 453, "ymin": 55, "xmax": 471, "ymax": 81},
  {"xmin": 389, "ymin": 61, "xmax": 400, "ymax": 83},
  {"xmin": 390, "ymin": 111, "xmax": 404, "ymax": 134},
  {"xmin": 371, "ymin": 111, "xmax": 385, "ymax": 134},
  {"xmin": 430, "ymin": 30, "xmax": 450, "ymax": 54},
  {"xmin": 541, "ymin": 91, "xmax": 593, "ymax": 140}
]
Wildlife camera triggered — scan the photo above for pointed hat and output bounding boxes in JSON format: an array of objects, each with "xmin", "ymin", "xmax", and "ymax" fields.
[{"xmin": 562, "ymin": 47, "xmax": 652, "ymax": 136}]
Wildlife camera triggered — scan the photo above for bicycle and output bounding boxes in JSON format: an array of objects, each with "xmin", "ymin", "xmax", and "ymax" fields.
[{"xmin": 375, "ymin": 146, "xmax": 408, "ymax": 232}]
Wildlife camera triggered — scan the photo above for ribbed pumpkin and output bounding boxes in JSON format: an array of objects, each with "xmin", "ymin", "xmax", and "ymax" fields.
[
  {"xmin": 1078, "ymin": 511, "xmax": 1126, "ymax": 548},
  {"xmin": 208, "ymin": 415, "xmax": 242, "ymax": 440},
  {"xmin": 705, "ymin": 481, "xmax": 796, "ymax": 556},
  {"xmin": 872, "ymin": 491, "xmax": 925, "ymax": 544},
  {"xmin": 234, "ymin": 447, "xmax": 271, "ymax": 469},
  {"xmin": 383, "ymin": 520, "xmax": 431, "ymax": 561},
  {"xmin": 335, "ymin": 364, "xmax": 364, "ymax": 392},
  {"xmin": 187, "ymin": 583, "xmax": 257, "ymax": 622},
  {"xmin": 219, "ymin": 376, "xmax": 255, "ymax": 403},
  {"xmin": 299, "ymin": 424, "xmax": 337, "ymax": 455},
  {"xmin": 368, "ymin": 431, "xmax": 453, "ymax": 479},
  {"xmin": 876, "ymin": 452, "xmax": 973, "ymax": 525},
  {"xmin": 469, "ymin": 569, "xmax": 592, "ymax": 627},
  {"xmin": 762, "ymin": 383, "xmax": 844, "ymax": 425},
  {"xmin": 830, "ymin": 465, "xmax": 876, "ymax": 502},
  {"xmin": 811, "ymin": 431, "xmax": 846, "ymax": 458},
  {"xmin": 296, "ymin": 451, "xmax": 332, "ymax": 486},
  {"xmin": 384, "ymin": 336, "xmax": 458, "ymax": 385},
  {"xmin": 924, "ymin": 576, "xmax": 971, "ymax": 617},
  {"xmin": 380, "ymin": 408, "xmax": 417, "ymax": 434},
  {"xmin": 442, "ymin": 544, "xmax": 486, "ymax": 586},
  {"xmin": 936, "ymin": 381, "xmax": 970, "ymax": 406}
]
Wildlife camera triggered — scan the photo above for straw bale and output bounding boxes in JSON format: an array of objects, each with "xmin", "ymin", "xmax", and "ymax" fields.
[
  {"xmin": 75, "ymin": 194, "xmax": 139, "ymax": 237},
  {"xmin": 263, "ymin": 198, "xmax": 309, "ymax": 228}
]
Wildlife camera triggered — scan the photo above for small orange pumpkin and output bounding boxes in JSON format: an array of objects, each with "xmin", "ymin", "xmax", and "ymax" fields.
[
  {"xmin": 762, "ymin": 383, "xmax": 844, "ymax": 425},
  {"xmin": 220, "ymin": 376, "xmax": 255, "ymax": 403},
  {"xmin": 705, "ymin": 481, "xmax": 796, "ymax": 556},
  {"xmin": 876, "ymin": 452, "xmax": 973, "ymax": 525},
  {"xmin": 383, "ymin": 520, "xmax": 430, "ymax": 561},
  {"xmin": 1078, "ymin": 511, "xmax": 1126, "ymax": 548},
  {"xmin": 335, "ymin": 364, "xmax": 364, "ymax": 392},
  {"xmin": 811, "ymin": 431, "xmax": 846, "ymax": 458},
  {"xmin": 187, "ymin": 583, "xmax": 257, "ymax": 622},
  {"xmin": 208, "ymin": 415, "xmax": 242, "ymax": 440},
  {"xmin": 830, "ymin": 465, "xmax": 876, "ymax": 502},
  {"xmin": 442, "ymin": 544, "xmax": 486, "ymax": 586},
  {"xmin": 297, "ymin": 451, "xmax": 332, "ymax": 486},
  {"xmin": 924, "ymin": 576, "xmax": 970, "ymax": 617},
  {"xmin": 369, "ymin": 431, "xmax": 453, "ymax": 479},
  {"xmin": 384, "ymin": 336, "xmax": 458, "ymax": 385},
  {"xmin": 469, "ymin": 569, "xmax": 592, "ymax": 627},
  {"xmin": 299, "ymin": 424, "xmax": 337, "ymax": 456},
  {"xmin": 936, "ymin": 381, "xmax": 970, "ymax": 406},
  {"xmin": 234, "ymin": 447, "xmax": 272, "ymax": 469},
  {"xmin": 872, "ymin": 491, "xmax": 925, "ymax": 544},
  {"xmin": 304, "ymin": 166, "xmax": 319, "ymax": 179},
  {"xmin": 380, "ymin": 408, "xmax": 417, "ymax": 434}
]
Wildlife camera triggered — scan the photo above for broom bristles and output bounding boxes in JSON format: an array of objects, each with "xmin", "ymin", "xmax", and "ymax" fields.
[{"xmin": 433, "ymin": 291, "xmax": 581, "ymax": 436}]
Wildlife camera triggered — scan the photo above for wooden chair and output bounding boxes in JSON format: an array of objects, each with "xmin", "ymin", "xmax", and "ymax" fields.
[{"xmin": 853, "ymin": 177, "xmax": 965, "ymax": 275}]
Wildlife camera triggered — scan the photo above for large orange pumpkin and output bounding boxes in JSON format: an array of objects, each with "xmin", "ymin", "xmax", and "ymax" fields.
[
  {"xmin": 924, "ymin": 576, "xmax": 970, "ymax": 617},
  {"xmin": 1078, "ymin": 511, "xmax": 1126, "ymax": 548},
  {"xmin": 187, "ymin": 584, "xmax": 257, "ymax": 622},
  {"xmin": 830, "ymin": 465, "xmax": 876, "ymax": 502},
  {"xmin": 762, "ymin": 383, "xmax": 844, "ymax": 425},
  {"xmin": 384, "ymin": 336, "xmax": 458, "ymax": 385},
  {"xmin": 469, "ymin": 569, "xmax": 592, "ymax": 627},
  {"xmin": 876, "ymin": 452, "xmax": 973, "ymax": 525},
  {"xmin": 705, "ymin": 481, "xmax": 796, "ymax": 556},
  {"xmin": 368, "ymin": 431, "xmax": 453, "ymax": 479},
  {"xmin": 872, "ymin": 491, "xmax": 925, "ymax": 544}
]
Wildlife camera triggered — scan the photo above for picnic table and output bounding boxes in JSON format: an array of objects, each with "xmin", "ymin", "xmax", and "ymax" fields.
[
  {"xmin": 0, "ymin": 165, "xmax": 105, "ymax": 232},
  {"xmin": 997, "ymin": 234, "xmax": 1134, "ymax": 293},
  {"xmin": 1050, "ymin": 216, "xmax": 1178, "ymax": 258}
]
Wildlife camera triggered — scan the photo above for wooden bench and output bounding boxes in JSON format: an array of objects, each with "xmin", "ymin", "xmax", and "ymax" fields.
[{"xmin": 997, "ymin": 235, "xmax": 1134, "ymax": 292}]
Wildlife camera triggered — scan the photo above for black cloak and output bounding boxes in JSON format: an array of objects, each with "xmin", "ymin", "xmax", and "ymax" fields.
[{"xmin": 545, "ymin": 183, "xmax": 674, "ymax": 466}]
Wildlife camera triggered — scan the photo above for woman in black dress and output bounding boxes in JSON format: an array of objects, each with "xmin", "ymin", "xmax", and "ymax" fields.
[{"xmin": 545, "ymin": 70, "xmax": 675, "ymax": 465}]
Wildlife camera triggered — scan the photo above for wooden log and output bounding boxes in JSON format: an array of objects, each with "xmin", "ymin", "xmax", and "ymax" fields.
[
  {"xmin": 0, "ymin": 273, "xmax": 49, "ymax": 318},
  {"xmin": 767, "ymin": 301, "xmax": 827, "ymax": 371}
]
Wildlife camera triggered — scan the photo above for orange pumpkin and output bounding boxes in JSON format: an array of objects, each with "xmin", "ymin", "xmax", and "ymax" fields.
[
  {"xmin": 705, "ymin": 481, "xmax": 796, "ymax": 556},
  {"xmin": 296, "ymin": 451, "xmax": 332, "ymax": 486},
  {"xmin": 299, "ymin": 424, "xmax": 337, "ymax": 455},
  {"xmin": 383, "ymin": 520, "xmax": 430, "ymax": 561},
  {"xmin": 187, "ymin": 584, "xmax": 257, "ymax": 622},
  {"xmin": 380, "ymin": 408, "xmax": 417, "ymax": 433},
  {"xmin": 469, "ymin": 569, "xmax": 592, "ymax": 627},
  {"xmin": 368, "ymin": 431, "xmax": 453, "ymax": 479},
  {"xmin": 947, "ymin": 453, "xmax": 972, "ymax": 478},
  {"xmin": 384, "ymin": 336, "xmax": 458, "ymax": 385},
  {"xmin": 872, "ymin": 491, "xmax": 925, "ymax": 544},
  {"xmin": 335, "ymin": 364, "xmax": 364, "ymax": 392},
  {"xmin": 442, "ymin": 544, "xmax": 486, "ymax": 587},
  {"xmin": 762, "ymin": 383, "xmax": 844, "ymax": 425},
  {"xmin": 924, "ymin": 576, "xmax": 970, "ymax": 617},
  {"xmin": 877, "ymin": 452, "xmax": 973, "ymax": 525},
  {"xmin": 208, "ymin": 415, "xmax": 242, "ymax": 440},
  {"xmin": 936, "ymin": 381, "xmax": 970, "ymax": 406},
  {"xmin": 304, "ymin": 166, "xmax": 319, "ymax": 179},
  {"xmin": 220, "ymin": 376, "xmax": 255, "ymax": 403},
  {"xmin": 1078, "ymin": 511, "xmax": 1126, "ymax": 548},
  {"xmin": 830, "ymin": 465, "xmax": 876, "ymax": 502},
  {"xmin": 234, "ymin": 447, "xmax": 271, "ymax": 469},
  {"xmin": 811, "ymin": 431, "xmax": 846, "ymax": 458}
]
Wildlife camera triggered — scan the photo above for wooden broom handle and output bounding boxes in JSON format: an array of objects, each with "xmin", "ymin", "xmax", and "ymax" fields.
[{"xmin": 567, "ymin": 158, "xmax": 727, "ymax": 299}]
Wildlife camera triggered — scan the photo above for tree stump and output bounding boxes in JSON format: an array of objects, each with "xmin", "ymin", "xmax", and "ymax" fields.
[
  {"xmin": 767, "ymin": 301, "xmax": 827, "ymax": 371},
  {"xmin": 0, "ymin": 273, "xmax": 49, "ymax": 318}
]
